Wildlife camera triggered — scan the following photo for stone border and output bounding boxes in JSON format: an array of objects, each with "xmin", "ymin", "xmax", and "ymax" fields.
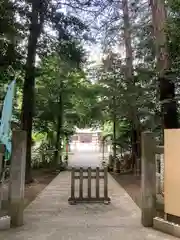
[
  {"xmin": 153, "ymin": 217, "xmax": 180, "ymax": 238},
  {"xmin": 0, "ymin": 215, "xmax": 10, "ymax": 230}
]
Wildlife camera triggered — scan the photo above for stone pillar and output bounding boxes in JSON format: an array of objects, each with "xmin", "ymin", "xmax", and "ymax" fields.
[
  {"xmin": 141, "ymin": 131, "xmax": 156, "ymax": 227},
  {"xmin": 9, "ymin": 130, "xmax": 27, "ymax": 227}
]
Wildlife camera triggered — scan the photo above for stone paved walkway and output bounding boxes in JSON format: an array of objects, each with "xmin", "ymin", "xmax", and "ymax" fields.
[{"xmin": 0, "ymin": 171, "xmax": 178, "ymax": 240}]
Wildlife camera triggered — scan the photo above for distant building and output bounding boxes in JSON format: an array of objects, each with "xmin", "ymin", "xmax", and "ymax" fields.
[
  {"xmin": 71, "ymin": 128, "xmax": 102, "ymax": 143},
  {"xmin": 70, "ymin": 128, "xmax": 102, "ymax": 151}
]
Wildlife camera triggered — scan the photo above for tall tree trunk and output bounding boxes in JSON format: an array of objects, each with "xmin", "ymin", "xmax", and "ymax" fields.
[
  {"xmin": 122, "ymin": 0, "xmax": 140, "ymax": 168},
  {"xmin": 112, "ymin": 96, "xmax": 117, "ymax": 159},
  {"xmin": 21, "ymin": 1, "xmax": 46, "ymax": 183},
  {"xmin": 53, "ymin": 115, "xmax": 61, "ymax": 166},
  {"xmin": 103, "ymin": 52, "xmax": 118, "ymax": 159},
  {"xmin": 65, "ymin": 134, "xmax": 69, "ymax": 161},
  {"xmin": 131, "ymin": 124, "xmax": 141, "ymax": 168},
  {"xmin": 53, "ymin": 91, "xmax": 63, "ymax": 167},
  {"xmin": 122, "ymin": 0, "xmax": 133, "ymax": 80},
  {"xmin": 150, "ymin": 0, "xmax": 179, "ymax": 129}
]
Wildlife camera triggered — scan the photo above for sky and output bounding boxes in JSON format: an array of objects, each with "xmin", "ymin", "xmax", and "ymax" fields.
[
  {"xmin": 86, "ymin": 44, "xmax": 102, "ymax": 63},
  {"xmin": 39, "ymin": 1, "xmax": 126, "ymax": 68}
]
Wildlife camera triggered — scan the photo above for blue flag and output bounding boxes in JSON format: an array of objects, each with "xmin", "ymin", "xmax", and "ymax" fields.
[{"xmin": 0, "ymin": 80, "xmax": 16, "ymax": 155}]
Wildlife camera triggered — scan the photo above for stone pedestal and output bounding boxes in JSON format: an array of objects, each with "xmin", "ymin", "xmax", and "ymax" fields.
[{"xmin": 0, "ymin": 215, "xmax": 10, "ymax": 230}]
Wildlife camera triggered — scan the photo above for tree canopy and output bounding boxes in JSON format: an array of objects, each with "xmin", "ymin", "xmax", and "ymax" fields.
[{"xmin": 1, "ymin": 0, "xmax": 180, "ymax": 179}]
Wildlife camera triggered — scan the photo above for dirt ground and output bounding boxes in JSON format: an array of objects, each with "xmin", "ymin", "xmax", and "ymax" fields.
[
  {"xmin": 111, "ymin": 173, "xmax": 141, "ymax": 208},
  {"xmin": 110, "ymin": 173, "xmax": 169, "ymax": 221},
  {"xmin": 0, "ymin": 169, "xmax": 58, "ymax": 214},
  {"xmin": 24, "ymin": 169, "xmax": 59, "ymax": 207}
]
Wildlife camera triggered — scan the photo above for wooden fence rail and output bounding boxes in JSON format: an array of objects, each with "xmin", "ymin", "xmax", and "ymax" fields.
[{"xmin": 68, "ymin": 167, "xmax": 111, "ymax": 204}]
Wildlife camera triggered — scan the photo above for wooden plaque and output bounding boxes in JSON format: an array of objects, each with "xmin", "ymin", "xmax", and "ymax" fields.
[{"xmin": 164, "ymin": 129, "xmax": 180, "ymax": 217}]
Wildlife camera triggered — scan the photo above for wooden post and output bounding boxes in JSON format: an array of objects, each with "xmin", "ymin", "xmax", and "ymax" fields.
[
  {"xmin": 79, "ymin": 168, "xmax": 83, "ymax": 199},
  {"xmin": 141, "ymin": 131, "xmax": 156, "ymax": 227},
  {"xmin": 87, "ymin": 167, "xmax": 91, "ymax": 198},
  {"xmin": 104, "ymin": 167, "xmax": 108, "ymax": 199},
  {"xmin": 96, "ymin": 167, "xmax": 100, "ymax": 199},
  {"xmin": 71, "ymin": 168, "xmax": 75, "ymax": 200},
  {"xmin": 9, "ymin": 130, "xmax": 27, "ymax": 227}
]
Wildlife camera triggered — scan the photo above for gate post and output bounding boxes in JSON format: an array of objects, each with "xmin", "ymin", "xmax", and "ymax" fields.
[
  {"xmin": 9, "ymin": 130, "xmax": 27, "ymax": 227},
  {"xmin": 141, "ymin": 131, "xmax": 156, "ymax": 227}
]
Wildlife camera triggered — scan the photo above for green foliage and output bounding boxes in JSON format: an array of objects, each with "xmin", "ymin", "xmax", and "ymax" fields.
[
  {"xmin": 0, "ymin": 0, "xmax": 97, "ymax": 170},
  {"xmin": 31, "ymin": 48, "xmax": 102, "ymax": 166},
  {"xmin": 2, "ymin": 0, "xmax": 180, "ymax": 170}
]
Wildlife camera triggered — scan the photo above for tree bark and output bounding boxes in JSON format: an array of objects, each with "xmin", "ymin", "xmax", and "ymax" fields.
[
  {"xmin": 21, "ymin": 1, "xmax": 46, "ymax": 183},
  {"xmin": 103, "ymin": 52, "xmax": 118, "ymax": 159},
  {"xmin": 122, "ymin": 0, "xmax": 133, "ymax": 79},
  {"xmin": 53, "ymin": 116, "xmax": 61, "ymax": 166},
  {"xmin": 65, "ymin": 134, "xmax": 69, "ymax": 161},
  {"xmin": 112, "ymin": 97, "xmax": 117, "ymax": 159},
  {"xmin": 150, "ymin": 0, "xmax": 179, "ymax": 129},
  {"xmin": 122, "ymin": 0, "xmax": 140, "ymax": 169},
  {"xmin": 131, "ymin": 124, "xmax": 141, "ymax": 167},
  {"xmin": 53, "ymin": 90, "xmax": 63, "ymax": 167}
]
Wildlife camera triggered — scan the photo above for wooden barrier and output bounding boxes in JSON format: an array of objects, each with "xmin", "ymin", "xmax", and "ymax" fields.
[{"xmin": 68, "ymin": 167, "xmax": 111, "ymax": 204}]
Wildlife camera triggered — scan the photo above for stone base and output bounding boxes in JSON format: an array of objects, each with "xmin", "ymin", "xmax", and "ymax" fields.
[
  {"xmin": 9, "ymin": 199, "xmax": 24, "ymax": 227},
  {"xmin": 68, "ymin": 197, "xmax": 111, "ymax": 205},
  {"xmin": 153, "ymin": 217, "xmax": 180, "ymax": 238},
  {"xmin": 0, "ymin": 215, "xmax": 11, "ymax": 230}
]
